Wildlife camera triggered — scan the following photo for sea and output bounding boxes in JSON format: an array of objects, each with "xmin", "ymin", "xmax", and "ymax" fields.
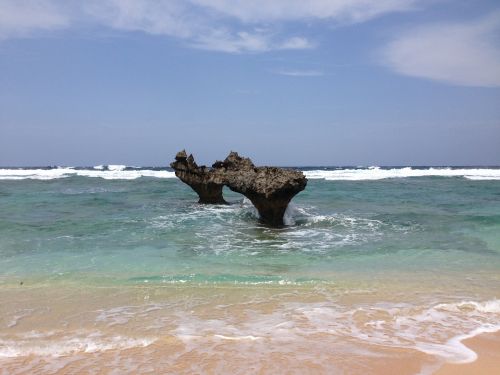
[{"xmin": 0, "ymin": 165, "xmax": 499, "ymax": 374}]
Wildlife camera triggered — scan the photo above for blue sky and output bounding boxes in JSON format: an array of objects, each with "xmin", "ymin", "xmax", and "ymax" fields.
[{"xmin": 0, "ymin": 0, "xmax": 499, "ymax": 166}]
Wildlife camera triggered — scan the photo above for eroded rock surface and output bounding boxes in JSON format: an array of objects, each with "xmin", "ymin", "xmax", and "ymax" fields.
[
  {"xmin": 171, "ymin": 150, "xmax": 307, "ymax": 226},
  {"xmin": 170, "ymin": 150, "xmax": 226, "ymax": 204}
]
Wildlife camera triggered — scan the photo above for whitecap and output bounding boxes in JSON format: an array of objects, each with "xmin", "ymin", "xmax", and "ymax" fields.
[
  {"xmin": 303, "ymin": 167, "xmax": 500, "ymax": 181},
  {"xmin": 0, "ymin": 168, "xmax": 176, "ymax": 180},
  {"xmin": 107, "ymin": 165, "xmax": 127, "ymax": 171},
  {"xmin": 2, "ymin": 166, "xmax": 499, "ymax": 181}
]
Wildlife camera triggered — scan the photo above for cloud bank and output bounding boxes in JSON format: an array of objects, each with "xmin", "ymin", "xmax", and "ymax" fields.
[
  {"xmin": 382, "ymin": 12, "xmax": 500, "ymax": 87},
  {"xmin": 0, "ymin": 0, "xmax": 68, "ymax": 39},
  {"xmin": 0, "ymin": 0, "xmax": 416, "ymax": 52},
  {"xmin": 189, "ymin": 0, "xmax": 417, "ymax": 23},
  {"xmin": 1, "ymin": 1, "xmax": 500, "ymax": 87}
]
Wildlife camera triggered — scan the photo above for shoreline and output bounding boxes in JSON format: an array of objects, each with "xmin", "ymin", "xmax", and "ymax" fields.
[
  {"xmin": 435, "ymin": 331, "xmax": 500, "ymax": 374},
  {"xmin": 1, "ymin": 284, "xmax": 499, "ymax": 373}
]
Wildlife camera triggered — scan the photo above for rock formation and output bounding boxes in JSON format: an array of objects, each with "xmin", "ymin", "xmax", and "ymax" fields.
[
  {"xmin": 170, "ymin": 150, "xmax": 307, "ymax": 226},
  {"xmin": 170, "ymin": 150, "xmax": 226, "ymax": 204}
]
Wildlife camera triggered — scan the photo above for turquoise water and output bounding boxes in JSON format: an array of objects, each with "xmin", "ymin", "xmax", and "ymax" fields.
[
  {"xmin": 0, "ymin": 171, "xmax": 500, "ymax": 283},
  {"xmin": 1, "ymin": 170, "xmax": 500, "ymax": 285},
  {"xmin": 1, "ymin": 167, "xmax": 500, "ymax": 372}
]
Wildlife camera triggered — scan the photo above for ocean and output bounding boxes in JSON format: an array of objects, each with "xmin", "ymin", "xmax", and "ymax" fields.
[{"xmin": 0, "ymin": 166, "xmax": 499, "ymax": 374}]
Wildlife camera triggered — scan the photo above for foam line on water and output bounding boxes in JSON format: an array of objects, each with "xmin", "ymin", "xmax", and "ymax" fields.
[
  {"xmin": 0, "ymin": 167, "xmax": 176, "ymax": 180},
  {"xmin": 1, "ymin": 166, "xmax": 499, "ymax": 180},
  {"xmin": 303, "ymin": 167, "xmax": 500, "ymax": 180}
]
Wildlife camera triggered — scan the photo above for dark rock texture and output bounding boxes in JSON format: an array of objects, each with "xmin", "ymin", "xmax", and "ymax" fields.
[
  {"xmin": 213, "ymin": 152, "xmax": 307, "ymax": 226},
  {"xmin": 171, "ymin": 150, "xmax": 307, "ymax": 226},
  {"xmin": 170, "ymin": 150, "xmax": 226, "ymax": 204}
]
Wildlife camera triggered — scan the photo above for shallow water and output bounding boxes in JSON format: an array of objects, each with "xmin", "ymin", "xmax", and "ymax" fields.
[{"xmin": 0, "ymin": 167, "xmax": 499, "ymax": 374}]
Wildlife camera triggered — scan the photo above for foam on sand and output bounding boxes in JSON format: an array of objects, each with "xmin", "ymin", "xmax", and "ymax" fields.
[
  {"xmin": 0, "ymin": 331, "xmax": 155, "ymax": 357},
  {"xmin": 170, "ymin": 298, "xmax": 500, "ymax": 365},
  {"xmin": 1, "ymin": 296, "xmax": 498, "ymax": 373}
]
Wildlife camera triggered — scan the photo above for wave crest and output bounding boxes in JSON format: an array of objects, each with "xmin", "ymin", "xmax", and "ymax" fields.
[
  {"xmin": 0, "ymin": 167, "xmax": 175, "ymax": 180},
  {"xmin": 1, "ymin": 167, "xmax": 499, "ymax": 180},
  {"xmin": 304, "ymin": 167, "xmax": 500, "ymax": 180}
]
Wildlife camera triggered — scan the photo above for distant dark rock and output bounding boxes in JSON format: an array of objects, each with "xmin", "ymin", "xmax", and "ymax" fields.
[{"xmin": 171, "ymin": 150, "xmax": 307, "ymax": 226}]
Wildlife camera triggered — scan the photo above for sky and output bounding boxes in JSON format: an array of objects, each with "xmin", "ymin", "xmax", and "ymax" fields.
[{"xmin": 0, "ymin": 0, "xmax": 499, "ymax": 166}]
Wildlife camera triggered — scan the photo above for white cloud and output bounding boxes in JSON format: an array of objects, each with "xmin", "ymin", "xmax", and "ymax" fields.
[
  {"xmin": 276, "ymin": 69, "xmax": 324, "ymax": 77},
  {"xmin": 190, "ymin": 0, "xmax": 417, "ymax": 23},
  {"xmin": 0, "ymin": 0, "xmax": 69, "ymax": 39},
  {"xmin": 84, "ymin": 0, "xmax": 197, "ymax": 39},
  {"xmin": 192, "ymin": 29, "xmax": 271, "ymax": 53},
  {"xmin": 192, "ymin": 30, "xmax": 314, "ymax": 53},
  {"xmin": 84, "ymin": 0, "xmax": 318, "ymax": 53},
  {"xmin": 0, "ymin": 0, "xmax": 416, "ymax": 53},
  {"xmin": 279, "ymin": 36, "xmax": 315, "ymax": 50},
  {"xmin": 382, "ymin": 13, "xmax": 500, "ymax": 87}
]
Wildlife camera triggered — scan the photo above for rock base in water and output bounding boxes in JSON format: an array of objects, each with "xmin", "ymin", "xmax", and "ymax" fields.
[{"xmin": 170, "ymin": 150, "xmax": 307, "ymax": 226}]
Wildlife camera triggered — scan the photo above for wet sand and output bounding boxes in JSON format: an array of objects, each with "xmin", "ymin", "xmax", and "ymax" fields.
[
  {"xmin": 1, "ymin": 284, "xmax": 499, "ymax": 374},
  {"xmin": 2, "ymin": 327, "xmax": 499, "ymax": 374},
  {"xmin": 4, "ymin": 338, "xmax": 499, "ymax": 375},
  {"xmin": 435, "ymin": 331, "xmax": 500, "ymax": 375}
]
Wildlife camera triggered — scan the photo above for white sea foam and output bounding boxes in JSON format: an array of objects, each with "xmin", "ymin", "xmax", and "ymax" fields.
[
  {"xmin": 4, "ymin": 297, "xmax": 496, "ymax": 368},
  {"xmin": 303, "ymin": 167, "xmax": 500, "ymax": 180},
  {"xmin": 0, "ymin": 168, "xmax": 176, "ymax": 180},
  {"xmin": 435, "ymin": 299, "xmax": 500, "ymax": 314},
  {"xmin": 415, "ymin": 324, "xmax": 500, "ymax": 364},
  {"xmin": 107, "ymin": 165, "xmax": 127, "ymax": 171},
  {"xmin": 306, "ymin": 298, "xmax": 500, "ymax": 364},
  {"xmin": 1, "ymin": 166, "xmax": 499, "ymax": 180},
  {"xmin": 6, "ymin": 309, "xmax": 34, "ymax": 328},
  {"xmin": 151, "ymin": 199, "xmax": 397, "ymax": 256},
  {"xmin": 171, "ymin": 298, "xmax": 500, "ymax": 365},
  {"xmin": 0, "ymin": 332, "xmax": 155, "ymax": 357},
  {"xmin": 214, "ymin": 335, "xmax": 262, "ymax": 341}
]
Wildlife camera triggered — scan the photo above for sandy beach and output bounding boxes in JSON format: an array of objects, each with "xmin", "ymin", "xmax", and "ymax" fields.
[{"xmin": 1, "ymin": 280, "xmax": 499, "ymax": 374}]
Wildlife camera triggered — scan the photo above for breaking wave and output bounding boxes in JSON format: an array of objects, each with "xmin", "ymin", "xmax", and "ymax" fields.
[
  {"xmin": 0, "ymin": 166, "xmax": 175, "ymax": 180},
  {"xmin": 0, "ymin": 166, "xmax": 499, "ymax": 180},
  {"xmin": 303, "ymin": 167, "xmax": 500, "ymax": 180}
]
